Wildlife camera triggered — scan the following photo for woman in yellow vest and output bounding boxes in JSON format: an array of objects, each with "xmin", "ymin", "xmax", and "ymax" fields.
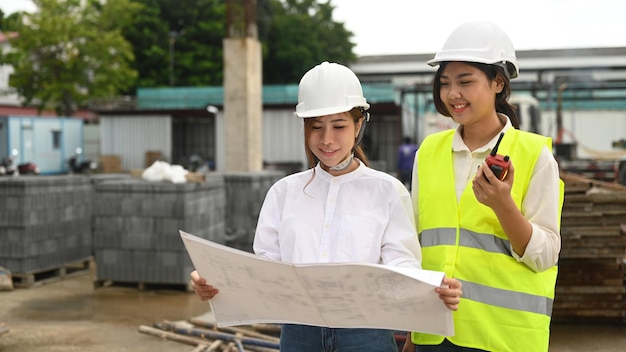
[{"xmin": 402, "ymin": 21, "xmax": 564, "ymax": 352}]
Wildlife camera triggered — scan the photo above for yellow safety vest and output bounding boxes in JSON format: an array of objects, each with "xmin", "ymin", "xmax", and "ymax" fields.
[{"xmin": 412, "ymin": 128, "xmax": 564, "ymax": 352}]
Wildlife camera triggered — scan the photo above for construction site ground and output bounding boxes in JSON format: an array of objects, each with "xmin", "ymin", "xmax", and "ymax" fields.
[{"xmin": 0, "ymin": 267, "xmax": 625, "ymax": 352}]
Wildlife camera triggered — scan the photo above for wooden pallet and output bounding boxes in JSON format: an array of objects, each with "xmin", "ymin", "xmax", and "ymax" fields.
[
  {"xmin": 93, "ymin": 279, "xmax": 193, "ymax": 292},
  {"xmin": 11, "ymin": 257, "xmax": 94, "ymax": 289}
]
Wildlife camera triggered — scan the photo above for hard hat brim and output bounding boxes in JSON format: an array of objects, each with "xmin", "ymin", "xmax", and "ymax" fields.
[
  {"xmin": 295, "ymin": 104, "xmax": 370, "ymax": 118},
  {"xmin": 426, "ymin": 57, "xmax": 519, "ymax": 79}
]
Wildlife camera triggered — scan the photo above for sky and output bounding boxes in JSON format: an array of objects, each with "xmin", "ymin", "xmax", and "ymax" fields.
[
  {"xmin": 331, "ymin": 0, "xmax": 626, "ymax": 55},
  {"xmin": 3, "ymin": 0, "xmax": 626, "ymax": 56}
]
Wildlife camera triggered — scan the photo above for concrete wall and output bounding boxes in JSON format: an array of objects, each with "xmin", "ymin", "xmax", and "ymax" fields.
[{"xmin": 223, "ymin": 38, "xmax": 263, "ymax": 172}]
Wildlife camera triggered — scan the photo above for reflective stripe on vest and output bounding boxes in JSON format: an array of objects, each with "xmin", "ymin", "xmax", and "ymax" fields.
[
  {"xmin": 412, "ymin": 128, "xmax": 563, "ymax": 352},
  {"xmin": 421, "ymin": 228, "xmax": 554, "ymax": 316}
]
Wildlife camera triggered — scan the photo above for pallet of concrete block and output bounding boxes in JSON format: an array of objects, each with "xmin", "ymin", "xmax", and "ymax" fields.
[
  {"xmin": 130, "ymin": 166, "xmax": 206, "ymax": 183},
  {"xmin": 93, "ymin": 279, "xmax": 193, "ymax": 293},
  {"xmin": 10, "ymin": 257, "xmax": 93, "ymax": 289}
]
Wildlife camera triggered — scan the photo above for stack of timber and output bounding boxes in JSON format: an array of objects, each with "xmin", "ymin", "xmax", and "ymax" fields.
[{"xmin": 553, "ymin": 171, "xmax": 626, "ymax": 323}]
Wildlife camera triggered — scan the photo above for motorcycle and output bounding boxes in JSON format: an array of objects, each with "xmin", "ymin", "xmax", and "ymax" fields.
[
  {"xmin": 68, "ymin": 147, "xmax": 97, "ymax": 174},
  {"xmin": 18, "ymin": 161, "xmax": 41, "ymax": 175},
  {"xmin": 0, "ymin": 149, "xmax": 41, "ymax": 176},
  {"xmin": 187, "ymin": 154, "xmax": 211, "ymax": 173},
  {"xmin": 0, "ymin": 149, "xmax": 19, "ymax": 176}
]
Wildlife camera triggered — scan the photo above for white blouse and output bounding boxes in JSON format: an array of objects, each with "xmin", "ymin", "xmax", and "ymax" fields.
[{"xmin": 253, "ymin": 161, "xmax": 422, "ymax": 269}]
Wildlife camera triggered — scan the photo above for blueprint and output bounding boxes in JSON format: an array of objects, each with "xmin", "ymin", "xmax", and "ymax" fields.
[{"xmin": 180, "ymin": 230, "xmax": 454, "ymax": 336}]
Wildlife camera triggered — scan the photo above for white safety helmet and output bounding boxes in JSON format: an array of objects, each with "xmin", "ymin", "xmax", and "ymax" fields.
[
  {"xmin": 295, "ymin": 61, "xmax": 370, "ymax": 118},
  {"xmin": 427, "ymin": 21, "xmax": 519, "ymax": 79}
]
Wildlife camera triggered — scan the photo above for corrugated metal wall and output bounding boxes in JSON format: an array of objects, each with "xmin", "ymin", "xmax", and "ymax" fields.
[
  {"xmin": 100, "ymin": 115, "xmax": 171, "ymax": 171},
  {"xmin": 172, "ymin": 116, "xmax": 216, "ymax": 168},
  {"xmin": 262, "ymin": 109, "xmax": 307, "ymax": 170},
  {"xmin": 97, "ymin": 109, "xmax": 398, "ymax": 175},
  {"xmin": 215, "ymin": 109, "xmax": 307, "ymax": 173},
  {"xmin": 259, "ymin": 109, "xmax": 399, "ymax": 173},
  {"xmin": 84, "ymin": 124, "xmax": 100, "ymax": 163},
  {"xmin": 364, "ymin": 113, "xmax": 401, "ymax": 172}
]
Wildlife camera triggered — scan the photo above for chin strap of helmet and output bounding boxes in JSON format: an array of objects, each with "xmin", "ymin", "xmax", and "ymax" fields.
[
  {"xmin": 355, "ymin": 109, "xmax": 370, "ymax": 147},
  {"xmin": 328, "ymin": 109, "xmax": 370, "ymax": 172},
  {"xmin": 329, "ymin": 152, "xmax": 354, "ymax": 171},
  {"xmin": 495, "ymin": 62, "xmax": 511, "ymax": 80}
]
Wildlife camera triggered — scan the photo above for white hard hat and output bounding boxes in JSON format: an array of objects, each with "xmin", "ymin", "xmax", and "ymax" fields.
[
  {"xmin": 295, "ymin": 62, "xmax": 370, "ymax": 118},
  {"xmin": 427, "ymin": 21, "xmax": 519, "ymax": 79}
]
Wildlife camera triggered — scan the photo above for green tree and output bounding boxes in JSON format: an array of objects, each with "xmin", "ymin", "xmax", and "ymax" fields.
[
  {"xmin": 1, "ymin": 10, "xmax": 27, "ymax": 34},
  {"xmin": 0, "ymin": 0, "xmax": 140, "ymax": 116},
  {"xmin": 123, "ymin": 0, "xmax": 355, "ymax": 88},
  {"xmin": 261, "ymin": 0, "xmax": 356, "ymax": 84},
  {"xmin": 123, "ymin": 0, "xmax": 226, "ymax": 90}
]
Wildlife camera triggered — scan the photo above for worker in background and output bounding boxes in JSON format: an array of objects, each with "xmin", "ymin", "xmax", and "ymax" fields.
[
  {"xmin": 403, "ymin": 21, "xmax": 564, "ymax": 352},
  {"xmin": 190, "ymin": 61, "xmax": 462, "ymax": 352},
  {"xmin": 397, "ymin": 136, "xmax": 419, "ymax": 189}
]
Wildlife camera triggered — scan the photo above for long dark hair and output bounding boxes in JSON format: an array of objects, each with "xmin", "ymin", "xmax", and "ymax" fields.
[
  {"xmin": 432, "ymin": 62, "xmax": 520, "ymax": 129},
  {"xmin": 303, "ymin": 108, "xmax": 371, "ymax": 168}
]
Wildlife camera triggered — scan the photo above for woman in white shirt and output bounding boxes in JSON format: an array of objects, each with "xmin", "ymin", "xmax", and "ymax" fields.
[{"xmin": 191, "ymin": 61, "xmax": 462, "ymax": 352}]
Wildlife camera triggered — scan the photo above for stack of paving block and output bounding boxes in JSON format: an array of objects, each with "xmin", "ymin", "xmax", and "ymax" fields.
[
  {"xmin": 223, "ymin": 171, "xmax": 284, "ymax": 253},
  {"xmin": 93, "ymin": 174, "xmax": 226, "ymax": 287},
  {"xmin": 0, "ymin": 176, "xmax": 93, "ymax": 276},
  {"xmin": 553, "ymin": 173, "xmax": 626, "ymax": 323}
]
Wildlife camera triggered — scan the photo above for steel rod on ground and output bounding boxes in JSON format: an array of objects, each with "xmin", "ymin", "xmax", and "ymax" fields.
[
  {"xmin": 188, "ymin": 318, "xmax": 280, "ymax": 343},
  {"xmin": 156, "ymin": 321, "xmax": 279, "ymax": 350}
]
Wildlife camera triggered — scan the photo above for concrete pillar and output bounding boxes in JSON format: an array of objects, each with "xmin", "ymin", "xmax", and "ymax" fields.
[{"xmin": 222, "ymin": 38, "xmax": 263, "ymax": 172}]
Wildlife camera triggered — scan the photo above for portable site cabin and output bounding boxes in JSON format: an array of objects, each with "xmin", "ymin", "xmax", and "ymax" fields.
[
  {"xmin": 97, "ymin": 84, "xmax": 401, "ymax": 174},
  {"xmin": 0, "ymin": 115, "xmax": 85, "ymax": 174}
]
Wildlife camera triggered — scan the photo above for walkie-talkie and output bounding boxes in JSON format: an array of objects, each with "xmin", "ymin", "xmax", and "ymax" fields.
[{"xmin": 485, "ymin": 132, "xmax": 510, "ymax": 181}]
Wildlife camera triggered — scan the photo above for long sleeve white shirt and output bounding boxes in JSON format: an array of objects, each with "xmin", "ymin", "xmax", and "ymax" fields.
[
  {"xmin": 412, "ymin": 121, "xmax": 561, "ymax": 272},
  {"xmin": 253, "ymin": 161, "xmax": 422, "ymax": 269}
]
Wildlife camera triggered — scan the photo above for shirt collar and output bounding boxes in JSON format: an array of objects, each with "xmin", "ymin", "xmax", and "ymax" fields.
[
  {"xmin": 452, "ymin": 114, "xmax": 513, "ymax": 153},
  {"xmin": 315, "ymin": 159, "xmax": 367, "ymax": 183}
]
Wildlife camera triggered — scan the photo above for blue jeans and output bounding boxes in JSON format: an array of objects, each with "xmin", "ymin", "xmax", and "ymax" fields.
[{"xmin": 280, "ymin": 324, "xmax": 398, "ymax": 352}]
